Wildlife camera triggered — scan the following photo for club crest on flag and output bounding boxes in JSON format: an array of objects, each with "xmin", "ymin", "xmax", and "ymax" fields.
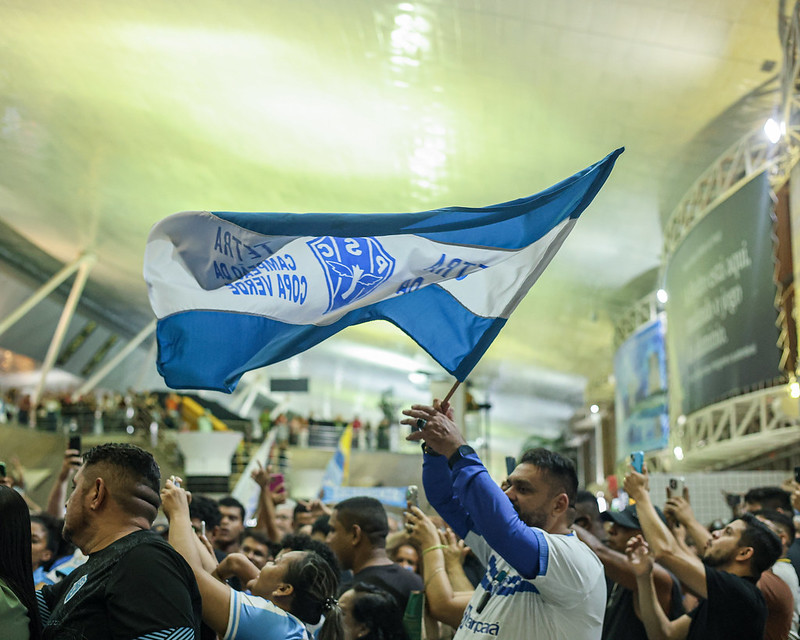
[{"xmin": 307, "ymin": 236, "xmax": 396, "ymax": 314}]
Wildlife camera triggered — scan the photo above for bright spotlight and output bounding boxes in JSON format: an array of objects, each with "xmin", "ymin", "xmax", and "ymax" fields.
[
  {"xmin": 764, "ymin": 118, "xmax": 782, "ymax": 144},
  {"xmin": 408, "ymin": 371, "xmax": 428, "ymax": 385},
  {"xmin": 673, "ymin": 446, "xmax": 684, "ymax": 461},
  {"xmin": 656, "ymin": 288, "xmax": 668, "ymax": 304},
  {"xmin": 590, "ymin": 404, "xmax": 599, "ymax": 414},
  {"xmin": 790, "ymin": 380, "xmax": 800, "ymax": 399}
]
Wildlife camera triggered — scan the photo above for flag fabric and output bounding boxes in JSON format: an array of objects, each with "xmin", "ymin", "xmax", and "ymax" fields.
[
  {"xmin": 144, "ymin": 148, "xmax": 623, "ymax": 391},
  {"xmin": 319, "ymin": 425, "xmax": 353, "ymax": 490}
]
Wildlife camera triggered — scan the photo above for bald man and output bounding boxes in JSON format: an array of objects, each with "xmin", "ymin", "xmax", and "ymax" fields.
[{"xmin": 37, "ymin": 443, "xmax": 202, "ymax": 640}]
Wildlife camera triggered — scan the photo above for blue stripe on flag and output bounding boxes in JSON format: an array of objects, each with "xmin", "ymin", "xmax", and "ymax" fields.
[
  {"xmin": 157, "ymin": 282, "xmax": 504, "ymax": 391},
  {"xmin": 211, "ymin": 148, "xmax": 622, "ymax": 250}
]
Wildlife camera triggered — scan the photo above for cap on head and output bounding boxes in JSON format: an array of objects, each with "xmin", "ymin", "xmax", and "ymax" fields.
[{"xmin": 601, "ymin": 503, "xmax": 668, "ymax": 530}]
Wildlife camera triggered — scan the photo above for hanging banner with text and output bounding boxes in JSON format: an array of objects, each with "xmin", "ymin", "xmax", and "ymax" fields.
[
  {"xmin": 665, "ymin": 173, "xmax": 781, "ymax": 415},
  {"xmin": 614, "ymin": 315, "xmax": 669, "ymax": 460}
]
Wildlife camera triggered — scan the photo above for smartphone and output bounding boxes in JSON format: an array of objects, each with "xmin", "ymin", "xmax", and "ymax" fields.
[
  {"xmin": 268, "ymin": 472, "xmax": 285, "ymax": 492},
  {"xmin": 630, "ymin": 451, "xmax": 644, "ymax": 473},
  {"xmin": 406, "ymin": 485, "xmax": 419, "ymax": 509},
  {"xmin": 201, "ymin": 520, "xmax": 206, "ymax": 537},
  {"xmin": 68, "ymin": 434, "xmax": 81, "ymax": 453},
  {"xmin": 0, "ymin": 461, "xmax": 6, "ymax": 477},
  {"xmin": 725, "ymin": 493, "xmax": 742, "ymax": 508},
  {"xmin": 668, "ymin": 476, "xmax": 685, "ymax": 496},
  {"xmin": 794, "ymin": 466, "xmax": 800, "ymax": 484},
  {"xmin": 505, "ymin": 456, "xmax": 516, "ymax": 476}
]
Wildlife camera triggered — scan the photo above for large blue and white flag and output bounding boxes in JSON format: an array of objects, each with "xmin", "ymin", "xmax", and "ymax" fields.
[{"xmin": 145, "ymin": 148, "xmax": 623, "ymax": 391}]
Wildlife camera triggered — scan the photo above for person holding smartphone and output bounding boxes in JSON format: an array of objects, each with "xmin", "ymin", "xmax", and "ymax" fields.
[
  {"xmin": 36, "ymin": 443, "xmax": 202, "ymax": 640},
  {"xmin": 624, "ymin": 462, "xmax": 783, "ymax": 640},
  {"xmin": 404, "ymin": 400, "xmax": 606, "ymax": 640}
]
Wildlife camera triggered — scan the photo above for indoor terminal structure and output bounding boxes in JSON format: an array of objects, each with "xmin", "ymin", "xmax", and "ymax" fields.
[{"xmin": 2, "ymin": 1, "xmax": 800, "ymax": 521}]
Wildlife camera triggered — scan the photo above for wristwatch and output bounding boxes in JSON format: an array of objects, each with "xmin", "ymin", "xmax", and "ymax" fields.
[{"xmin": 448, "ymin": 444, "xmax": 476, "ymax": 468}]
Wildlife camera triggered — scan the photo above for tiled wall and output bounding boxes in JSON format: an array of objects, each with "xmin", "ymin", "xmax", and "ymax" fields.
[{"xmin": 643, "ymin": 471, "xmax": 791, "ymax": 526}]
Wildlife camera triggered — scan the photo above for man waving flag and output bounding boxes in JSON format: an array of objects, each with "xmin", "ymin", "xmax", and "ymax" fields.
[{"xmin": 144, "ymin": 148, "xmax": 623, "ymax": 392}]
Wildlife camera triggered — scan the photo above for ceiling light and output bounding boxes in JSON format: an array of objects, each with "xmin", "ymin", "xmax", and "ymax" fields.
[
  {"xmin": 590, "ymin": 404, "xmax": 599, "ymax": 414},
  {"xmin": 408, "ymin": 371, "xmax": 428, "ymax": 385},
  {"xmin": 397, "ymin": 2, "xmax": 415, "ymax": 11},
  {"xmin": 790, "ymin": 378, "xmax": 800, "ymax": 399},
  {"xmin": 656, "ymin": 288, "xmax": 668, "ymax": 304},
  {"xmin": 673, "ymin": 446, "xmax": 684, "ymax": 461},
  {"xmin": 764, "ymin": 118, "xmax": 783, "ymax": 144}
]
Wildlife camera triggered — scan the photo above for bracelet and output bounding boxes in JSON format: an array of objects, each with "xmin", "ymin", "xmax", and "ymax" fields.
[
  {"xmin": 422, "ymin": 544, "xmax": 447, "ymax": 555},
  {"xmin": 424, "ymin": 566, "xmax": 446, "ymax": 588}
]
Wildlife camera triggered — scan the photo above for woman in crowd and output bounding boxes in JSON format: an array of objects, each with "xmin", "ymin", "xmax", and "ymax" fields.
[
  {"xmin": 0, "ymin": 485, "xmax": 42, "ymax": 640},
  {"xmin": 386, "ymin": 533, "xmax": 421, "ymax": 575},
  {"xmin": 339, "ymin": 583, "xmax": 409, "ymax": 640},
  {"xmin": 162, "ymin": 478, "xmax": 344, "ymax": 640}
]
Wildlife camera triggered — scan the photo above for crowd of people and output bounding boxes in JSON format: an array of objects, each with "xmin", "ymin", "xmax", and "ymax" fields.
[{"xmin": 1, "ymin": 399, "xmax": 800, "ymax": 639}]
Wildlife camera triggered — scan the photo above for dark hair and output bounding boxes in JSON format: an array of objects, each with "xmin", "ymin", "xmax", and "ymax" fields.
[
  {"xmin": 284, "ymin": 551, "xmax": 344, "ymax": 640},
  {"xmin": 280, "ymin": 532, "xmax": 339, "ymax": 577},
  {"xmin": 218, "ymin": 496, "xmax": 245, "ymax": 522},
  {"xmin": 744, "ymin": 487, "xmax": 792, "ymax": 513},
  {"xmin": 189, "ymin": 495, "xmax": 222, "ymax": 530},
  {"xmin": 348, "ymin": 582, "xmax": 409, "ymax": 640},
  {"xmin": 241, "ymin": 527, "xmax": 271, "ymax": 547},
  {"xmin": 519, "ymin": 448, "xmax": 578, "ymax": 505},
  {"xmin": 294, "ymin": 502, "xmax": 312, "ymax": 517},
  {"xmin": 753, "ymin": 509, "xmax": 796, "ymax": 544},
  {"xmin": 334, "ymin": 497, "xmax": 389, "ymax": 547},
  {"xmin": 311, "ymin": 514, "xmax": 331, "ymax": 537},
  {"xmin": 30, "ymin": 513, "xmax": 60, "ymax": 569},
  {"xmin": 739, "ymin": 513, "xmax": 783, "ymax": 576},
  {"xmin": 0, "ymin": 487, "xmax": 43, "ymax": 639},
  {"xmin": 83, "ymin": 443, "xmax": 161, "ymax": 522}
]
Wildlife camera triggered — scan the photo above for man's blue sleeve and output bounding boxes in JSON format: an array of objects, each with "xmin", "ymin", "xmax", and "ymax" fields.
[
  {"xmin": 451, "ymin": 451, "xmax": 545, "ymax": 579},
  {"xmin": 422, "ymin": 452, "xmax": 473, "ymax": 538}
]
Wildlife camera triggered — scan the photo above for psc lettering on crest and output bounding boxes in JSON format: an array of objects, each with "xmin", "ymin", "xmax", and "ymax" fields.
[{"xmin": 307, "ymin": 237, "xmax": 396, "ymax": 314}]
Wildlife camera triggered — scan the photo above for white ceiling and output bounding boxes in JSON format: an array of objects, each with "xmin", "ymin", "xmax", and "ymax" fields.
[{"xmin": 0, "ymin": 0, "xmax": 785, "ymax": 452}]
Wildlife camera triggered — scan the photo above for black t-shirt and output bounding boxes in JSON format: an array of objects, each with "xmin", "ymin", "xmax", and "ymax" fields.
[
  {"xmin": 339, "ymin": 563, "xmax": 424, "ymax": 612},
  {"xmin": 602, "ymin": 571, "xmax": 684, "ymax": 640},
  {"xmin": 686, "ymin": 566, "xmax": 766, "ymax": 640},
  {"xmin": 39, "ymin": 529, "xmax": 202, "ymax": 640}
]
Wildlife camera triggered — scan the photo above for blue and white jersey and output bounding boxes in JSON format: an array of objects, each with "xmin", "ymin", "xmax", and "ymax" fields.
[
  {"xmin": 423, "ymin": 450, "xmax": 605, "ymax": 640},
  {"xmin": 457, "ymin": 531, "xmax": 605, "ymax": 639},
  {"xmin": 224, "ymin": 590, "xmax": 310, "ymax": 640}
]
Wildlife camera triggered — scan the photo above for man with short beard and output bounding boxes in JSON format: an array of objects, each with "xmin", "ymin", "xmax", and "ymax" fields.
[
  {"xmin": 404, "ymin": 402, "xmax": 606, "ymax": 640},
  {"xmin": 37, "ymin": 443, "xmax": 202, "ymax": 639},
  {"xmin": 624, "ymin": 465, "xmax": 783, "ymax": 640}
]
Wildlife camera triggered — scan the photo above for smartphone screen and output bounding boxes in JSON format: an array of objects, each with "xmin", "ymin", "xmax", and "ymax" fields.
[
  {"xmin": 68, "ymin": 434, "xmax": 81, "ymax": 453},
  {"xmin": 268, "ymin": 473, "xmax": 285, "ymax": 492},
  {"xmin": 406, "ymin": 485, "xmax": 419, "ymax": 508}
]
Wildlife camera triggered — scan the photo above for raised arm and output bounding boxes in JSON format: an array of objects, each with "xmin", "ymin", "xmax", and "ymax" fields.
[
  {"xmin": 161, "ymin": 478, "xmax": 233, "ymax": 635},
  {"xmin": 624, "ymin": 467, "xmax": 708, "ymax": 598},
  {"xmin": 45, "ymin": 449, "xmax": 82, "ymax": 517},
  {"xmin": 627, "ymin": 535, "xmax": 692, "ymax": 640},
  {"xmin": 664, "ymin": 493, "xmax": 711, "ymax": 552},
  {"xmin": 406, "ymin": 506, "xmax": 472, "ymax": 628},
  {"xmin": 250, "ymin": 462, "xmax": 283, "ymax": 543},
  {"xmin": 406, "ymin": 403, "xmax": 545, "ymax": 578},
  {"xmin": 573, "ymin": 523, "xmax": 676, "ymax": 614},
  {"xmin": 405, "ymin": 402, "xmax": 474, "ymax": 537}
]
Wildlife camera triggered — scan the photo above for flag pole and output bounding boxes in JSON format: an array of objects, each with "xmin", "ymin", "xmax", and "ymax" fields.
[{"xmin": 442, "ymin": 380, "xmax": 461, "ymax": 406}]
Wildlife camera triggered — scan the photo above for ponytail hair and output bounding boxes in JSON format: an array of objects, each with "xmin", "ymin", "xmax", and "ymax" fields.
[{"xmin": 284, "ymin": 550, "xmax": 344, "ymax": 640}]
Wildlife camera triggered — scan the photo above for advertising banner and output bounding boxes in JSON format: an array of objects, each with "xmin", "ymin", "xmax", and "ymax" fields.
[
  {"xmin": 665, "ymin": 173, "xmax": 781, "ymax": 415},
  {"xmin": 615, "ymin": 315, "xmax": 669, "ymax": 460}
]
